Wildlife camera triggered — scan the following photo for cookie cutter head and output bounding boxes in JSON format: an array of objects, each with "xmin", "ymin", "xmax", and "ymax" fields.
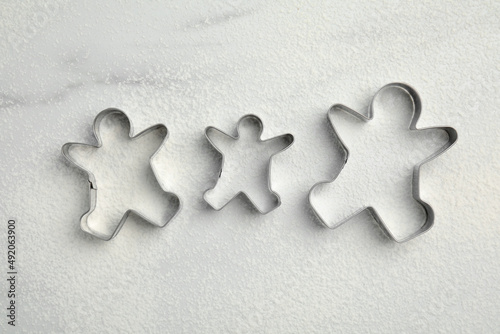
[
  {"xmin": 203, "ymin": 114, "xmax": 294, "ymax": 214},
  {"xmin": 308, "ymin": 83, "xmax": 458, "ymax": 242},
  {"xmin": 62, "ymin": 108, "xmax": 181, "ymax": 240}
]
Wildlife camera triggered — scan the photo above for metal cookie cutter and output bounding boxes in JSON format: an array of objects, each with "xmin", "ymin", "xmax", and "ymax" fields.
[
  {"xmin": 308, "ymin": 83, "xmax": 458, "ymax": 242},
  {"xmin": 62, "ymin": 108, "xmax": 181, "ymax": 240},
  {"xmin": 204, "ymin": 114, "xmax": 294, "ymax": 213}
]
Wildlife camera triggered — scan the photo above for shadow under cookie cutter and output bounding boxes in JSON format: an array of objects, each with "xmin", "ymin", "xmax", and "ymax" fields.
[
  {"xmin": 308, "ymin": 83, "xmax": 458, "ymax": 243},
  {"xmin": 62, "ymin": 108, "xmax": 181, "ymax": 240},
  {"xmin": 203, "ymin": 114, "xmax": 294, "ymax": 213}
]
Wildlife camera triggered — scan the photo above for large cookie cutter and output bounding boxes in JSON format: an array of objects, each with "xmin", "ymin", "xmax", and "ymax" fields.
[
  {"xmin": 203, "ymin": 114, "xmax": 294, "ymax": 213},
  {"xmin": 308, "ymin": 83, "xmax": 458, "ymax": 242},
  {"xmin": 62, "ymin": 108, "xmax": 181, "ymax": 240}
]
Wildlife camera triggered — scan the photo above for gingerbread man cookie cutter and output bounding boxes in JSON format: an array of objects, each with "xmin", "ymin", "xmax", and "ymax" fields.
[
  {"xmin": 204, "ymin": 114, "xmax": 294, "ymax": 213},
  {"xmin": 62, "ymin": 108, "xmax": 181, "ymax": 240},
  {"xmin": 308, "ymin": 83, "xmax": 458, "ymax": 242}
]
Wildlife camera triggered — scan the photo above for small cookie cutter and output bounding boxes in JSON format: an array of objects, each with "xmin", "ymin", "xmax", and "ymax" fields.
[
  {"xmin": 62, "ymin": 108, "xmax": 180, "ymax": 240},
  {"xmin": 308, "ymin": 83, "xmax": 458, "ymax": 242},
  {"xmin": 203, "ymin": 114, "xmax": 294, "ymax": 213}
]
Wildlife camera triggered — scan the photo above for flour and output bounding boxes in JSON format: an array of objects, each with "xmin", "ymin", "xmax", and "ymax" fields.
[{"xmin": 1, "ymin": 0, "xmax": 499, "ymax": 332}]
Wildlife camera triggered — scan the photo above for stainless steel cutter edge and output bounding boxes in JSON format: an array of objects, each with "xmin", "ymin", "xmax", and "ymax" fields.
[
  {"xmin": 62, "ymin": 108, "xmax": 181, "ymax": 240},
  {"xmin": 308, "ymin": 83, "xmax": 458, "ymax": 242},
  {"xmin": 203, "ymin": 114, "xmax": 294, "ymax": 214}
]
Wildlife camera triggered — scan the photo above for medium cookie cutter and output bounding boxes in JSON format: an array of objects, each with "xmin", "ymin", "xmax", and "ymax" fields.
[
  {"xmin": 203, "ymin": 114, "xmax": 294, "ymax": 213},
  {"xmin": 308, "ymin": 83, "xmax": 458, "ymax": 242},
  {"xmin": 62, "ymin": 108, "xmax": 181, "ymax": 240}
]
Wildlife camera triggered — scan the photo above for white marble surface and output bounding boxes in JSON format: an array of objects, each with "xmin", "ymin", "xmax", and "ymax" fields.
[{"xmin": 1, "ymin": 0, "xmax": 499, "ymax": 332}]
